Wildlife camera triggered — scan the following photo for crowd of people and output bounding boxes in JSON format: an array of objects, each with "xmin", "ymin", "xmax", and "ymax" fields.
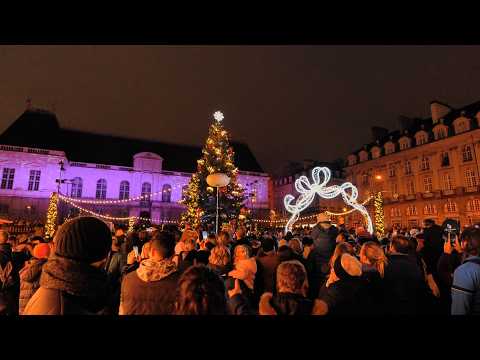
[{"xmin": 0, "ymin": 213, "xmax": 479, "ymax": 315}]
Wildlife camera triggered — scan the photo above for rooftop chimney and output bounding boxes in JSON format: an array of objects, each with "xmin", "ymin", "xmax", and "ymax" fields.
[{"xmin": 430, "ymin": 100, "xmax": 451, "ymax": 124}]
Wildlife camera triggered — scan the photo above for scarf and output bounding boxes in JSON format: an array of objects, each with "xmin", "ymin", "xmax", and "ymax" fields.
[
  {"xmin": 136, "ymin": 258, "xmax": 177, "ymax": 282},
  {"xmin": 40, "ymin": 256, "xmax": 109, "ymax": 299}
]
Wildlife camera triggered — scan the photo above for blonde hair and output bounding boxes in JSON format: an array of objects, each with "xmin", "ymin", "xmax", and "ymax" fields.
[
  {"xmin": 183, "ymin": 237, "xmax": 196, "ymax": 252},
  {"xmin": 180, "ymin": 229, "xmax": 198, "ymax": 243},
  {"xmin": 208, "ymin": 245, "xmax": 231, "ymax": 267},
  {"xmin": 329, "ymin": 242, "xmax": 355, "ymax": 269},
  {"xmin": 289, "ymin": 238, "xmax": 303, "ymax": 255},
  {"xmin": 217, "ymin": 231, "xmax": 231, "ymax": 247},
  {"xmin": 360, "ymin": 241, "xmax": 388, "ymax": 278},
  {"xmin": 276, "ymin": 260, "xmax": 308, "ymax": 294},
  {"xmin": 233, "ymin": 244, "xmax": 250, "ymax": 265}
]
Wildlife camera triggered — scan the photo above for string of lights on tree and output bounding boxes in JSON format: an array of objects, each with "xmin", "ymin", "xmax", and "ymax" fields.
[
  {"xmin": 180, "ymin": 111, "xmax": 245, "ymax": 228},
  {"xmin": 374, "ymin": 191, "xmax": 385, "ymax": 236},
  {"xmin": 45, "ymin": 192, "xmax": 58, "ymax": 238}
]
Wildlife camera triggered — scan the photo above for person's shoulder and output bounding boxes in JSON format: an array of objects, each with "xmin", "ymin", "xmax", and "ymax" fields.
[{"xmin": 23, "ymin": 287, "xmax": 62, "ymax": 315}]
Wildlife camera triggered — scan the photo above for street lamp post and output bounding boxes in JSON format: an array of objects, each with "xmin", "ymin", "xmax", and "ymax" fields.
[{"xmin": 207, "ymin": 173, "xmax": 230, "ymax": 235}]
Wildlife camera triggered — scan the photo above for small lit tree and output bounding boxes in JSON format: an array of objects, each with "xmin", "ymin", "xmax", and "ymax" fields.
[
  {"xmin": 45, "ymin": 192, "xmax": 58, "ymax": 238},
  {"xmin": 180, "ymin": 111, "xmax": 245, "ymax": 228}
]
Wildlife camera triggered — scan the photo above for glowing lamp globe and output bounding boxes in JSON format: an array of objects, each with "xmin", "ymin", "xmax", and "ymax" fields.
[{"xmin": 207, "ymin": 173, "xmax": 230, "ymax": 188}]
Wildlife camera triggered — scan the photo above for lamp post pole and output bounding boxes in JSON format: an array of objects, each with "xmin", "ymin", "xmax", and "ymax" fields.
[{"xmin": 216, "ymin": 186, "xmax": 219, "ymax": 235}]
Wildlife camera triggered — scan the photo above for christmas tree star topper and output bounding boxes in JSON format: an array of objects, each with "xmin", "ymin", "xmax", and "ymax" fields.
[{"xmin": 213, "ymin": 111, "xmax": 224, "ymax": 122}]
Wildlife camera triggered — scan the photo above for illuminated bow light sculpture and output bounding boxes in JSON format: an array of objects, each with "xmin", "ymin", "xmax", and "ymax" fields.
[{"xmin": 283, "ymin": 167, "xmax": 373, "ymax": 234}]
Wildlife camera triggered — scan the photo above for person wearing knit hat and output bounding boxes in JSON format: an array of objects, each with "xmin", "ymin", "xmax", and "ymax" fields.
[
  {"xmin": 23, "ymin": 217, "xmax": 113, "ymax": 315},
  {"xmin": 313, "ymin": 253, "xmax": 368, "ymax": 316},
  {"xmin": 18, "ymin": 243, "xmax": 52, "ymax": 314}
]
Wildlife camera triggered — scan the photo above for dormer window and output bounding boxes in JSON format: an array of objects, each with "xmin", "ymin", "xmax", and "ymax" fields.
[
  {"xmin": 384, "ymin": 142, "xmax": 395, "ymax": 155},
  {"xmin": 371, "ymin": 146, "xmax": 381, "ymax": 159},
  {"xmin": 399, "ymin": 137, "xmax": 411, "ymax": 150},
  {"xmin": 415, "ymin": 131, "xmax": 428, "ymax": 146},
  {"xmin": 433, "ymin": 124, "xmax": 448, "ymax": 140},
  {"xmin": 359, "ymin": 150, "xmax": 369, "ymax": 162},
  {"xmin": 453, "ymin": 116, "xmax": 470, "ymax": 134},
  {"xmin": 347, "ymin": 154, "xmax": 357, "ymax": 166}
]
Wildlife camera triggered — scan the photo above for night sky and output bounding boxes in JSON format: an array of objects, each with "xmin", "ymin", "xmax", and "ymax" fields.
[{"xmin": 1, "ymin": 45, "xmax": 480, "ymax": 175}]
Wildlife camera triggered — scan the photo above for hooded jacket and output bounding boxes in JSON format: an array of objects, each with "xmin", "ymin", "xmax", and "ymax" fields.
[
  {"xmin": 18, "ymin": 258, "xmax": 47, "ymax": 315},
  {"xmin": 23, "ymin": 256, "xmax": 111, "ymax": 315},
  {"xmin": 119, "ymin": 258, "xmax": 180, "ymax": 315}
]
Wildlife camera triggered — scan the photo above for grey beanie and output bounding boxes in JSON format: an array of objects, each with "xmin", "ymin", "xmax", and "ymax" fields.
[{"xmin": 54, "ymin": 216, "xmax": 111, "ymax": 263}]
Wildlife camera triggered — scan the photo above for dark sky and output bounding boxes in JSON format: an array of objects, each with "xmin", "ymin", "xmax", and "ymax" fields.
[{"xmin": 1, "ymin": 45, "xmax": 480, "ymax": 174}]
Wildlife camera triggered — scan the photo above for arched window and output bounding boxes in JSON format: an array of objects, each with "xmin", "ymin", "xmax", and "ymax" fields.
[
  {"xmin": 141, "ymin": 182, "xmax": 151, "ymax": 207},
  {"xmin": 119, "ymin": 181, "xmax": 130, "ymax": 200},
  {"xmin": 445, "ymin": 200, "xmax": 458, "ymax": 213},
  {"xmin": 182, "ymin": 185, "xmax": 189, "ymax": 201},
  {"xmin": 71, "ymin": 177, "xmax": 83, "ymax": 198},
  {"xmin": 96, "ymin": 179, "xmax": 107, "ymax": 199},
  {"xmin": 162, "ymin": 184, "xmax": 172, "ymax": 202},
  {"xmin": 462, "ymin": 145, "xmax": 473, "ymax": 162},
  {"xmin": 467, "ymin": 199, "xmax": 480, "ymax": 212}
]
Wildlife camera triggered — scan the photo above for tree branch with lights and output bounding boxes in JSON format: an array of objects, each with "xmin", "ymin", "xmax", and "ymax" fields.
[{"xmin": 180, "ymin": 111, "xmax": 245, "ymax": 229}]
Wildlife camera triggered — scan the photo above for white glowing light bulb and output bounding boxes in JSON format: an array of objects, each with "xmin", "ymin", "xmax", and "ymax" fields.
[{"xmin": 213, "ymin": 111, "xmax": 224, "ymax": 122}]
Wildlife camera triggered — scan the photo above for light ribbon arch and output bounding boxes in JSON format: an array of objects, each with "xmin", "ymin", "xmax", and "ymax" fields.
[{"xmin": 283, "ymin": 167, "xmax": 373, "ymax": 234}]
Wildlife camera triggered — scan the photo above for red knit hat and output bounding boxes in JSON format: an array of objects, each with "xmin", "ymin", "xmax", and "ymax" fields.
[{"xmin": 33, "ymin": 243, "xmax": 51, "ymax": 259}]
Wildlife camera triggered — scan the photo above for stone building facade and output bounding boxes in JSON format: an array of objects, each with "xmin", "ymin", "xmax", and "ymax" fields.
[
  {"xmin": 344, "ymin": 100, "xmax": 480, "ymax": 230},
  {"xmin": 0, "ymin": 108, "xmax": 270, "ymax": 224}
]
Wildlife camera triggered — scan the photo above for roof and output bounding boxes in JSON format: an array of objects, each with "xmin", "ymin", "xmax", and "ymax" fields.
[
  {"xmin": 0, "ymin": 109, "xmax": 265, "ymax": 173},
  {"xmin": 349, "ymin": 100, "xmax": 480, "ymax": 156}
]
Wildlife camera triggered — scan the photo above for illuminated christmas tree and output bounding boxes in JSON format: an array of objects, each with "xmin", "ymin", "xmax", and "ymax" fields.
[
  {"xmin": 180, "ymin": 111, "xmax": 245, "ymax": 228},
  {"xmin": 374, "ymin": 191, "xmax": 385, "ymax": 237},
  {"xmin": 45, "ymin": 192, "xmax": 58, "ymax": 238}
]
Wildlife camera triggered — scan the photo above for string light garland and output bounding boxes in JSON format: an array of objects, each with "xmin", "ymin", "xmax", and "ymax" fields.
[
  {"xmin": 45, "ymin": 192, "xmax": 58, "ymax": 238},
  {"xmin": 374, "ymin": 191, "xmax": 385, "ymax": 236},
  {"xmin": 283, "ymin": 167, "xmax": 373, "ymax": 234},
  {"xmin": 58, "ymin": 188, "xmax": 176, "ymax": 205},
  {"xmin": 58, "ymin": 195, "xmax": 178, "ymax": 224},
  {"xmin": 325, "ymin": 195, "xmax": 373, "ymax": 216}
]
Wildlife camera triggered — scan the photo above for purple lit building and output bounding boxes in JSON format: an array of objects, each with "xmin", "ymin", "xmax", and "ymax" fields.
[{"xmin": 0, "ymin": 108, "xmax": 270, "ymax": 223}]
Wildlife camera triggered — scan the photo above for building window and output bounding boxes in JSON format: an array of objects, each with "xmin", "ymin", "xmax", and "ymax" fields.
[
  {"xmin": 420, "ymin": 156, "xmax": 430, "ymax": 171},
  {"xmin": 385, "ymin": 143, "xmax": 395, "ymax": 155},
  {"xmin": 454, "ymin": 118, "xmax": 470, "ymax": 134},
  {"xmin": 404, "ymin": 160, "xmax": 412, "ymax": 175},
  {"xmin": 467, "ymin": 199, "xmax": 480, "ymax": 212},
  {"xmin": 465, "ymin": 168, "xmax": 477, "ymax": 188},
  {"xmin": 406, "ymin": 180, "xmax": 415, "ymax": 195},
  {"xmin": 391, "ymin": 182, "xmax": 398, "ymax": 195},
  {"xmin": 434, "ymin": 126, "xmax": 448, "ymax": 140},
  {"xmin": 182, "ymin": 185, "xmax": 189, "ymax": 201},
  {"xmin": 162, "ymin": 184, "xmax": 172, "ymax": 202},
  {"xmin": 119, "ymin": 181, "xmax": 130, "ymax": 200},
  {"xmin": 423, "ymin": 204, "xmax": 436, "ymax": 215},
  {"xmin": 416, "ymin": 132, "xmax": 428, "ymax": 145},
  {"xmin": 400, "ymin": 138, "xmax": 411, "ymax": 150},
  {"xmin": 141, "ymin": 182, "xmax": 152, "ymax": 207},
  {"xmin": 1, "ymin": 168, "xmax": 15, "ymax": 190},
  {"xmin": 406, "ymin": 205, "xmax": 418, "ymax": 216},
  {"xmin": 423, "ymin": 176, "xmax": 433, "ymax": 192},
  {"xmin": 445, "ymin": 200, "xmax": 458, "ymax": 213},
  {"xmin": 362, "ymin": 174, "xmax": 370, "ymax": 186},
  {"xmin": 442, "ymin": 173, "xmax": 455, "ymax": 190},
  {"xmin": 96, "ymin": 179, "xmax": 107, "ymax": 199},
  {"xmin": 440, "ymin": 152, "xmax": 450, "ymax": 167},
  {"xmin": 371, "ymin": 147, "xmax": 381, "ymax": 159},
  {"xmin": 71, "ymin": 177, "xmax": 83, "ymax": 198},
  {"xmin": 388, "ymin": 164, "xmax": 396, "ymax": 177},
  {"xmin": 462, "ymin": 145, "xmax": 473, "ymax": 162},
  {"xmin": 359, "ymin": 151, "xmax": 368, "ymax": 162},
  {"xmin": 28, "ymin": 170, "xmax": 41, "ymax": 191},
  {"xmin": 390, "ymin": 208, "xmax": 401, "ymax": 217}
]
